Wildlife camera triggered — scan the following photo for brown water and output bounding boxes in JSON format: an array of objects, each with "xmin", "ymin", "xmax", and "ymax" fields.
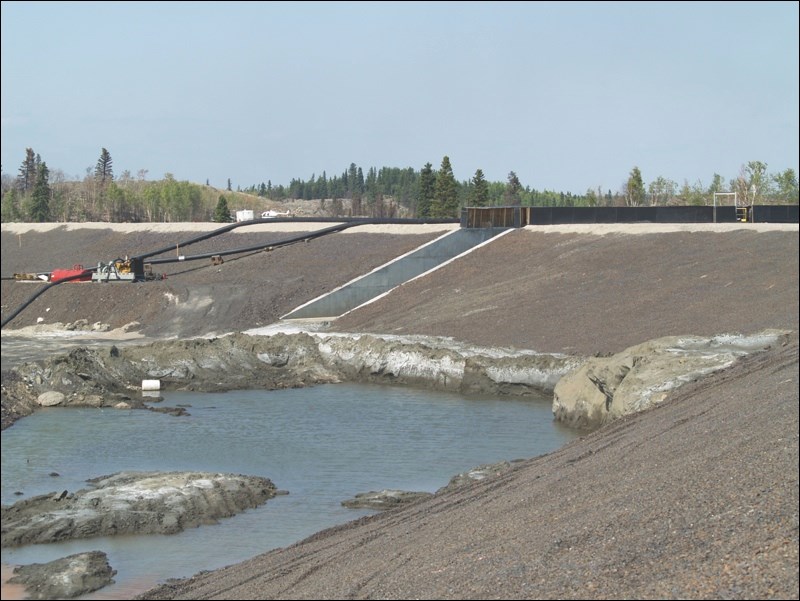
[
  {"xmin": 1, "ymin": 562, "xmax": 159, "ymax": 600},
  {"xmin": 1, "ymin": 564, "xmax": 28, "ymax": 601}
]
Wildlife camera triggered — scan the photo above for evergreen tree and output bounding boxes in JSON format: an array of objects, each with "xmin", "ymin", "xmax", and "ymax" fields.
[
  {"xmin": 95, "ymin": 148, "xmax": 113, "ymax": 185},
  {"xmin": 356, "ymin": 167, "xmax": 365, "ymax": 194},
  {"xmin": 347, "ymin": 163, "xmax": 358, "ymax": 197},
  {"xmin": 434, "ymin": 156, "xmax": 458, "ymax": 217},
  {"xmin": 29, "ymin": 162, "xmax": 51, "ymax": 222},
  {"xmin": 469, "ymin": 169, "xmax": 489, "ymax": 207},
  {"xmin": 417, "ymin": 162, "xmax": 435, "ymax": 218},
  {"xmin": 16, "ymin": 148, "xmax": 37, "ymax": 194},
  {"xmin": 316, "ymin": 172, "xmax": 329, "ymax": 199},
  {"xmin": 503, "ymin": 171, "xmax": 522, "ymax": 205},
  {"xmin": 227, "ymin": 178, "xmax": 232, "ymax": 191},
  {"xmin": 365, "ymin": 166, "xmax": 380, "ymax": 215},
  {"xmin": 214, "ymin": 195, "xmax": 232, "ymax": 222}
]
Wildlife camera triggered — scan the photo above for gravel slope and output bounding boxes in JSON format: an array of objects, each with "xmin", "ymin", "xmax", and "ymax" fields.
[
  {"xmin": 2, "ymin": 221, "xmax": 798, "ymax": 600},
  {"xmin": 138, "ymin": 333, "xmax": 798, "ymax": 600},
  {"xmin": 336, "ymin": 225, "xmax": 799, "ymax": 355}
]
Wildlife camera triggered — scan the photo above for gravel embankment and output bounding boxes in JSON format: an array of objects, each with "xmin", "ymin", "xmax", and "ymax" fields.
[{"xmin": 2, "ymin": 222, "xmax": 797, "ymax": 600}]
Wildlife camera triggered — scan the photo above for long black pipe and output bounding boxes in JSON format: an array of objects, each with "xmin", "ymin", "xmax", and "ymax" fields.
[
  {"xmin": 141, "ymin": 220, "xmax": 402, "ymax": 265},
  {"xmin": 133, "ymin": 217, "xmax": 455, "ymax": 261},
  {"xmin": 138, "ymin": 221, "xmax": 359, "ymax": 264},
  {"xmin": 1, "ymin": 270, "xmax": 97, "ymax": 329}
]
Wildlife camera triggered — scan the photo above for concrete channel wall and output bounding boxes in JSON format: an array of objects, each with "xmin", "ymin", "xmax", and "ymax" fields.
[{"xmin": 283, "ymin": 228, "xmax": 508, "ymax": 320}]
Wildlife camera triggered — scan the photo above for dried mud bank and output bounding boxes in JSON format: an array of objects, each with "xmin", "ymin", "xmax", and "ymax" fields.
[
  {"xmin": 2, "ymin": 471, "xmax": 279, "ymax": 548},
  {"xmin": 6, "ymin": 551, "xmax": 116, "ymax": 600},
  {"xmin": 1, "ymin": 328, "xmax": 789, "ymax": 432},
  {"xmin": 0, "ymin": 330, "xmax": 581, "ymax": 431},
  {"xmin": 2, "ymin": 472, "xmax": 279, "ymax": 600}
]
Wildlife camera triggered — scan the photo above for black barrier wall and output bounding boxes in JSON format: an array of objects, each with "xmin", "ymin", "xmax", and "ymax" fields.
[
  {"xmin": 752, "ymin": 205, "xmax": 800, "ymax": 223},
  {"xmin": 462, "ymin": 205, "xmax": 798, "ymax": 227}
]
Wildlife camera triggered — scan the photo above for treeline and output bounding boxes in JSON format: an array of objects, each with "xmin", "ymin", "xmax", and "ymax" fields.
[
  {"xmin": 246, "ymin": 158, "xmax": 799, "ymax": 214},
  {"xmin": 1, "ymin": 147, "xmax": 797, "ymax": 223},
  {"xmin": 1, "ymin": 148, "xmax": 249, "ymax": 223}
]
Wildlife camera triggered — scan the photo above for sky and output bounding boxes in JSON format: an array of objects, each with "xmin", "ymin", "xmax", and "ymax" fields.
[{"xmin": 1, "ymin": 1, "xmax": 798, "ymax": 194}]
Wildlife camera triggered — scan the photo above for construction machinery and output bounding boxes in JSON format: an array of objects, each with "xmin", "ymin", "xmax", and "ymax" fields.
[{"xmin": 91, "ymin": 257, "xmax": 161, "ymax": 282}]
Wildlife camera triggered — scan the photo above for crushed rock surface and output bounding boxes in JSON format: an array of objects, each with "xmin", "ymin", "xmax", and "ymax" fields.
[{"xmin": 2, "ymin": 222, "xmax": 798, "ymax": 599}]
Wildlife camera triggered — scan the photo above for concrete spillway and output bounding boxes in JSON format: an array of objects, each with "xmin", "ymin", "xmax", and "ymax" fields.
[{"xmin": 282, "ymin": 227, "xmax": 509, "ymax": 320}]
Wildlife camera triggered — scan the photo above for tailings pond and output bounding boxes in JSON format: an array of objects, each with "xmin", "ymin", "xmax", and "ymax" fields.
[{"xmin": 1, "ymin": 382, "xmax": 579, "ymax": 599}]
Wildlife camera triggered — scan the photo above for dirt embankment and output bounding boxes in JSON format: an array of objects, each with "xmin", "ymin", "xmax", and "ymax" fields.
[
  {"xmin": 3, "ymin": 223, "xmax": 797, "ymax": 351},
  {"xmin": 336, "ymin": 224, "xmax": 800, "ymax": 355},
  {"xmin": 1, "ymin": 223, "xmax": 456, "ymax": 337},
  {"xmin": 2, "ymin": 222, "xmax": 798, "ymax": 600}
]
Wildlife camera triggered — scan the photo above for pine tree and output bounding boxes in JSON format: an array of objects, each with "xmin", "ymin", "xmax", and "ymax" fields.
[
  {"xmin": 347, "ymin": 163, "xmax": 358, "ymax": 198},
  {"xmin": 16, "ymin": 148, "xmax": 37, "ymax": 194},
  {"xmin": 356, "ymin": 167, "xmax": 365, "ymax": 194},
  {"xmin": 504, "ymin": 171, "xmax": 522, "ymax": 205},
  {"xmin": 434, "ymin": 156, "xmax": 458, "ymax": 217},
  {"xmin": 470, "ymin": 169, "xmax": 489, "ymax": 207},
  {"xmin": 95, "ymin": 148, "xmax": 114, "ymax": 185},
  {"xmin": 29, "ymin": 162, "xmax": 51, "ymax": 222},
  {"xmin": 214, "ymin": 195, "xmax": 231, "ymax": 222},
  {"xmin": 417, "ymin": 162, "xmax": 435, "ymax": 218}
]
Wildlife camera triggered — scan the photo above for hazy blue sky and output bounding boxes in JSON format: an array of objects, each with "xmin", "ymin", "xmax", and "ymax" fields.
[{"xmin": 2, "ymin": 1, "xmax": 798, "ymax": 194}]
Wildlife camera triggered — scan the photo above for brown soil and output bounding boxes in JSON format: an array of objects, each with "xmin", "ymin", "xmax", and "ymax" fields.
[
  {"xmin": 2, "ymin": 222, "xmax": 798, "ymax": 600},
  {"xmin": 336, "ymin": 227, "xmax": 799, "ymax": 355},
  {"xmin": 4, "ymin": 225, "xmax": 796, "ymax": 352},
  {"xmin": 1, "ymin": 224, "xmax": 451, "ymax": 337}
]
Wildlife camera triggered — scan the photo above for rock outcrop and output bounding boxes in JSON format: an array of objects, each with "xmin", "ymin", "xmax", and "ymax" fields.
[
  {"xmin": 3, "ymin": 329, "xmax": 788, "ymax": 435},
  {"xmin": 436, "ymin": 460, "xmax": 518, "ymax": 493},
  {"xmin": 2, "ymin": 331, "xmax": 581, "ymax": 431},
  {"xmin": 341, "ymin": 489, "xmax": 434, "ymax": 510},
  {"xmin": 7, "ymin": 551, "xmax": 116, "ymax": 600},
  {"xmin": 552, "ymin": 330, "xmax": 788, "ymax": 429},
  {"xmin": 1, "ymin": 471, "xmax": 278, "ymax": 547}
]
